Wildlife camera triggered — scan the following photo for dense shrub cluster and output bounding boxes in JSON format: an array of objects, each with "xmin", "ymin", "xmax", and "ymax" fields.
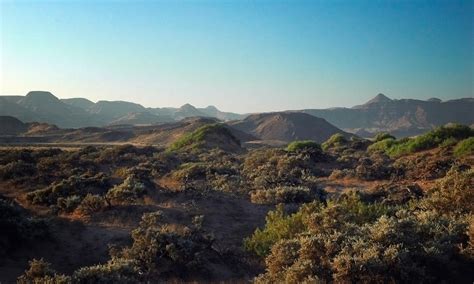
[
  {"xmin": 243, "ymin": 148, "xmax": 324, "ymax": 189},
  {"xmin": 369, "ymin": 124, "xmax": 474, "ymax": 157},
  {"xmin": 26, "ymin": 173, "xmax": 110, "ymax": 212},
  {"xmin": 245, "ymin": 168, "xmax": 474, "ymax": 283}
]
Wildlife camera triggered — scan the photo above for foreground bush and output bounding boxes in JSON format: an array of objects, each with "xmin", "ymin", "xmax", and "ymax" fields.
[
  {"xmin": 454, "ymin": 137, "xmax": 474, "ymax": 157},
  {"xmin": 19, "ymin": 211, "xmax": 221, "ymax": 282},
  {"xmin": 246, "ymin": 171, "xmax": 473, "ymax": 283}
]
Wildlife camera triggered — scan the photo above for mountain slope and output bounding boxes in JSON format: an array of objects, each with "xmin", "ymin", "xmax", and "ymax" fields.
[
  {"xmin": 301, "ymin": 94, "xmax": 474, "ymax": 137},
  {"xmin": 228, "ymin": 112, "xmax": 350, "ymax": 143},
  {"xmin": 0, "ymin": 116, "xmax": 28, "ymax": 135},
  {"xmin": 61, "ymin": 98, "xmax": 95, "ymax": 110},
  {"xmin": 108, "ymin": 112, "xmax": 174, "ymax": 126},
  {"xmin": 16, "ymin": 91, "xmax": 95, "ymax": 128}
]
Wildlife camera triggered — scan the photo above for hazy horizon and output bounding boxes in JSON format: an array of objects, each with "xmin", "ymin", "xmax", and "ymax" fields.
[{"xmin": 1, "ymin": 0, "xmax": 473, "ymax": 113}]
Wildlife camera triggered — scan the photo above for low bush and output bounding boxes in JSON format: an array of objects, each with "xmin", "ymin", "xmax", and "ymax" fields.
[
  {"xmin": 286, "ymin": 140, "xmax": 322, "ymax": 153},
  {"xmin": 322, "ymin": 133, "xmax": 347, "ymax": 151},
  {"xmin": 374, "ymin": 132, "xmax": 395, "ymax": 142},
  {"xmin": 106, "ymin": 175, "xmax": 146, "ymax": 204},
  {"xmin": 76, "ymin": 194, "xmax": 107, "ymax": 215},
  {"xmin": 17, "ymin": 258, "xmax": 69, "ymax": 284},
  {"xmin": 250, "ymin": 186, "xmax": 323, "ymax": 205},
  {"xmin": 454, "ymin": 137, "xmax": 474, "ymax": 157}
]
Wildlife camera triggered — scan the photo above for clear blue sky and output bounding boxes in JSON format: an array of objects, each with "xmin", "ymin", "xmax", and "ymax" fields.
[{"xmin": 1, "ymin": 0, "xmax": 472, "ymax": 113}]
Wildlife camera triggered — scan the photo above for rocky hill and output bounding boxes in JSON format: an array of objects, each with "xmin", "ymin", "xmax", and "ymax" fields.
[
  {"xmin": 301, "ymin": 94, "xmax": 474, "ymax": 137},
  {"xmin": 228, "ymin": 112, "xmax": 350, "ymax": 143},
  {"xmin": 0, "ymin": 116, "xmax": 28, "ymax": 135}
]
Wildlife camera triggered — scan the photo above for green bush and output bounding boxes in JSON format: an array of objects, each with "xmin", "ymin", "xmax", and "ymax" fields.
[
  {"xmin": 322, "ymin": 133, "xmax": 347, "ymax": 151},
  {"xmin": 286, "ymin": 140, "xmax": 322, "ymax": 153},
  {"xmin": 370, "ymin": 124, "xmax": 473, "ymax": 157},
  {"xmin": 244, "ymin": 203, "xmax": 321, "ymax": 257},
  {"xmin": 454, "ymin": 137, "xmax": 474, "ymax": 157},
  {"xmin": 367, "ymin": 138, "xmax": 396, "ymax": 153},
  {"xmin": 374, "ymin": 132, "xmax": 396, "ymax": 142}
]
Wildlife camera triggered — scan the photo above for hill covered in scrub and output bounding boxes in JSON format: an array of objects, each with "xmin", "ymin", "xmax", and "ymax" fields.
[
  {"xmin": 168, "ymin": 124, "xmax": 242, "ymax": 153},
  {"xmin": 0, "ymin": 124, "xmax": 472, "ymax": 282}
]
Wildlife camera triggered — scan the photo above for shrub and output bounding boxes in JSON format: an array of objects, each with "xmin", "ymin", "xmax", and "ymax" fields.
[
  {"xmin": 250, "ymin": 186, "xmax": 322, "ymax": 205},
  {"xmin": 17, "ymin": 258, "xmax": 69, "ymax": 284},
  {"xmin": 72, "ymin": 259, "xmax": 139, "ymax": 283},
  {"xmin": 454, "ymin": 137, "xmax": 474, "ymax": 157},
  {"xmin": 286, "ymin": 140, "xmax": 322, "ymax": 153},
  {"xmin": 367, "ymin": 138, "xmax": 396, "ymax": 153},
  {"xmin": 374, "ymin": 132, "xmax": 395, "ymax": 142},
  {"xmin": 116, "ymin": 211, "xmax": 218, "ymax": 279},
  {"xmin": 56, "ymin": 195, "xmax": 82, "ymax": 213},
  {"xmin": 76, "ymin": 194, "xmax": 107, "ymax": 215},
  {"xmin": 322, "ymin": 133, "xmax": 347, "ymax": 151},
  {"xmin": 26, "ymin": 173, "xmax": 109, "ymax": 208},
  {"xmin": 0, "ymin": 160, "xmax": 36, "ymax": 181},
  {"xmin": 248, "ymin": 180, "xmax": 472, "ymax": 283},
  {"xmin": 420, "ymin": 166, "xmax": 473, "ymax": 215},
  {"xmin": 244, "ymin": 203, "xmax": 319, "ymax": 257},
  {"xmin": 106, "ymin": 175, "xmax": 146, "ymax": 204}
]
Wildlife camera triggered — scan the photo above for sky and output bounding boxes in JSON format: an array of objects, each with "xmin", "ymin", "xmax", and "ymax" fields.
[{"xmin": 1, "ymin": 0, "xmax": 473, "ymax": 113}]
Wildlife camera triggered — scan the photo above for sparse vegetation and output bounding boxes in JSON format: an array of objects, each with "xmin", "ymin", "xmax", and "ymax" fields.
[{"xmin": 0, "ymin": 124, "xmax": 473, "ymax": 282}]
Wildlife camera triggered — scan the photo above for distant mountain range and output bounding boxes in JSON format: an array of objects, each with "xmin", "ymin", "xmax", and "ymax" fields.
[
  {"xmin": 298, "ymin": 94, "xmax": 474, "ymax": 137},
  {"xmin": 1, "ymin": 91, "xmax": 473, "ymax": 137},
  {"xmin": 0, "ymin": 91, "xmax": 244, "ymax": 128}
]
